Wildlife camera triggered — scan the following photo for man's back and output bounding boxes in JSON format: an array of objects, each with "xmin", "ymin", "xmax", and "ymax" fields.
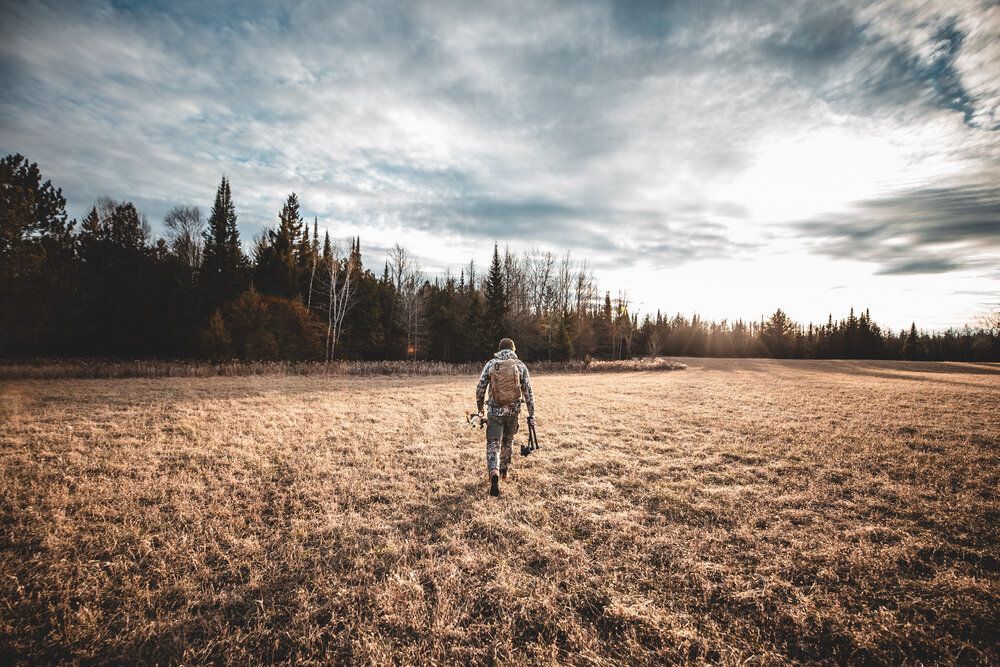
[{"xmin": 476, "ymin": 347, "xmax": 534, "ymax": 418}]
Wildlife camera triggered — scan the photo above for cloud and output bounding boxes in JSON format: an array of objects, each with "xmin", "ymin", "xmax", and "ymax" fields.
[
  {"xmin": 759, "ymin": 1, "xmax": 1000, "ymax": 129},
  {"xmin": 761, "ymin": 5, "xmax": 864, "ymax": 69},
  {"xmin": 878, "ymin": 258, "xmax": 961, "ymax": 276},
  {"xmin": 1, "ymin": 0, "xmax": 998, "ymax": 327},
  {"xmin": 789, "ymin": 183, "xmax": 1000, "ymax": 274}
]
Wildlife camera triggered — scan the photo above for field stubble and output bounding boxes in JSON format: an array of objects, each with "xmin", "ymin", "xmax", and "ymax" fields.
[{"xmin": 1, "ymin": 358, "xmax": 997, "ymax": 664}]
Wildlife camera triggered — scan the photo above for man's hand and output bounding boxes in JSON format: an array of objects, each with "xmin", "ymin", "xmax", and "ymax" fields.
[{"xmin": 527, "ymin": 415, "xmax": 535, "ymax": 426}]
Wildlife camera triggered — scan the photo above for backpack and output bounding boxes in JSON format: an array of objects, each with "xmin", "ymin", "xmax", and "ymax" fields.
[{"xmin": 489, "ymin": 358, "xmax": 522, "ymax": 407}]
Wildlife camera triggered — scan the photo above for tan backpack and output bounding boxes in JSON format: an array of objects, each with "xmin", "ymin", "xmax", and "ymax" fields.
[{"xmin": 489, "ymin": 358, "xmax": 522, "ymax": 407}]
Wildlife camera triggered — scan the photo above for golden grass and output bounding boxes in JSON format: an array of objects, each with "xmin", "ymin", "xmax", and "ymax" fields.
[{"xmin": 1, "ymin": 358, "xmax": 997, "ymax": 664}]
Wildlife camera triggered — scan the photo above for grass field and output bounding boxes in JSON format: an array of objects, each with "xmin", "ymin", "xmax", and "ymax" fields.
[{"xmin": 1, "ymin": 358, "xmax": 998, "ymax": 664}]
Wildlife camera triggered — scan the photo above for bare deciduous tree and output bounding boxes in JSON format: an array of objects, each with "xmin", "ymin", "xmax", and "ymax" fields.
[
  {"xmin": 306, "ymin": 218, "xmax": 319, "ymax": 310},
  {"xmin": 400, "ymin": 260, "xmax": 426, "ymax": 358},
  {"xmin": 611, "ymin": 292, "xmax": 631, "ymax": 359},
  {"xmin": 465, "ymin": 258, "xmax": 477, "ymax": 291},
  {"xmin": 388, "ymin": 243, "xmax": 409, "ymax": 295},
  {"xmin": 317, "ymin": 240, "xmax": 357, "ymax": 364},
  {"xmin": 976, "ymin": 310, "xmax": 1000, "ymax": 334},
  {"xmin": 525, "ymin": 248, "xmax": 555, "ymax": 318},
  {"xmin": 163, "ymin": 205, "xmax": 204, "ymax": 274}
]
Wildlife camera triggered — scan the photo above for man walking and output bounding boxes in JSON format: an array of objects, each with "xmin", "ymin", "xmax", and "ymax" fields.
[{"xmin": 476, "ymin": 338, "xmax": 536, "ymax": 497}]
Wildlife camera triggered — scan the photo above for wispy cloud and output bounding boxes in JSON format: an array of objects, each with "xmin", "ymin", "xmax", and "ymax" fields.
[
  {"xmin": 1, "ymin": 0, "xmax": 997, "ymax": 327},
  {"xmin": 789, "ymin": 183, "xmax": 1000, "ymax": 275}
]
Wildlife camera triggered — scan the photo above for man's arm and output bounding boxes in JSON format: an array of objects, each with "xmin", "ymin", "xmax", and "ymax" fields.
[
  {"xmin": 520, "ymin": 363, "xmax": 535, "ymax": 418},
  {"xmin": 475, "ymin": 361, "xmax": 492, "ymax": 414}
]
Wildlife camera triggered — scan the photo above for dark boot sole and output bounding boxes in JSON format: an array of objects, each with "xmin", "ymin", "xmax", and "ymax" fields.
[{"xmin": 489, "ymin": 474, "xmax": 500, "ymax": 497}]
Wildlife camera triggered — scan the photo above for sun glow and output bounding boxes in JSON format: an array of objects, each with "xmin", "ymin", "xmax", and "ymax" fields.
[{"xmin": 730, "ymin": 128, "xmax": 908, "ymax": 223}]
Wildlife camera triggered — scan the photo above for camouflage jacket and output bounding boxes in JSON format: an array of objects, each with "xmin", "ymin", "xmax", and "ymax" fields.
[{"xmin": 476, "ymin": 349, "xmax": 536, "ymax": 418}]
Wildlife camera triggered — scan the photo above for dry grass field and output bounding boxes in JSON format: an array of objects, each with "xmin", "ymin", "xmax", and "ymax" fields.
[{"xmin": 1, "ymin": 358, "xmax": 998, "ymax": 665}]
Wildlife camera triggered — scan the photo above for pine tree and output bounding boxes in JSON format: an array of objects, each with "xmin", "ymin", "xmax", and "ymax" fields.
[
  {"xmin": 278, "ymin": 193, "xmax": 303, "ymax": 243},
  {"xmin": 762, "ymin": 309, "xmax": 793, "ymax": 357},
  {"xmin": 483, "ymin": 243, "xmax": 508, "ymax": 346},
  {"xmin": 75, "ymin": 200, "xmax": 160, "ymax": 355},
  {"xmin": 598, "ymin": 291, "xmax": 613, "ymax": 357},
  {"xmin": 254, "ymin": 193, "xmax": 303, "ymax": 298},
  {"xmin": 461, "ymin": 288, "xmax": 487, "ymax": 361},
  {"xmin": 0, "ymin": 153, "xmax": 71, "ymax": 265},
  {"xmin": 902, "ymin": 322, "xmax": 924, "ymax": 360},
  {"xmin": 0, "ymin": 153, "xmax": 78, "ymax": 356},
  {"xmin": 304, "ymin": 217, "xmax": 321, "ymax": 310},
  {"xmin": 350, "ymin": 236, "xmax": 361, "ymax": 268},
  {"xmin": 427, "ymin": 275, "xmax": 459, "ymax": 360},
  {"xmin": 296, "ymin": 214, "xmax": 312, "ymax": 270},
  {"xmin": 554, "ymin": 311, "xmax": 574, "ymax": 361},
  {"xmin": 201, "ymin": 177, "xmax": 245, "ymax": 310},
  {"xmin": 379, "ymin": 260, "xmax": 403, "ymax": 358}
]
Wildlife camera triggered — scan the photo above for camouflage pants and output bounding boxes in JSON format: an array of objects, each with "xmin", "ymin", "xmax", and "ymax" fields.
[{"xmin": 486, "ymin": 413, "xmax": 519, "ymax": 473}]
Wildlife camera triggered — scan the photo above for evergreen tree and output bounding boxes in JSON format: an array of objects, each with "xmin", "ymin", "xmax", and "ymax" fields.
[
  {"xmin": 553, "ymin": 311, "xmax": 574, "ymax": 361},
  {"xmin": 427, "ymin": 275, "xmax": 460, "ymax": 360},
  {"xmin": 296, "ymin": 213, "xmax": 312, "ymax": 269},
  {"xmin": 902, "ymin": 322, "xmax": 924, "ymax": 360},
  {"xmin": 350, "ymin": 236, "xmax": 361, "ymax": 268},
  {"xmin": 0, "ymin": 153, "xmax": 71, "ymax": 266},
  {"xmin": 254, "ymin": 193, "xmax": 304, "ymax": 298},
  {"xmin": 76, "ymin": 200, "xmax": 166, "ymax": 355},
  {"xmin": 483, "ymin": 243, "xmax": 508, "ymax": 345},
  {"xmin": 302, "ymin": 217, "xmax": 321, "ymax": 310},
  {"xmin": 201, "ymin": 177, "xmax": 246, "ymax": 311},
  {"xmin": 458, "ymin": 285, "xmax": 487, "ymax": 361},
  {"xmin": 598, "ymin": 292, "xmax": 613, "ymax": 357},
  {"xmin": 340, "ymin": 269, "xmax": 384, "ymax": 359},
  {"xmin": 0, "ymin": 154, "xmax": 76, "ymax": 355},
  {"xmin": 378, "ymin": 260, "xmax": 405, "ymax": 359},
  {"xmin": 761, "ymin": 309, "xmax": 793, "ymax": 357}
]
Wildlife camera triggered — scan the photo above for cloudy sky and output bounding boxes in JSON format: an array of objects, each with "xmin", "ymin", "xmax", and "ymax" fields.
[{"xmin": 2, "ymin": 0, "xmax": 998, "ymax": 330}]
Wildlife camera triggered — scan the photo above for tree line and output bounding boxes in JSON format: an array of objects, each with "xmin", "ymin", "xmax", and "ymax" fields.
[{"xmin": 2, "ymin": 154, "xmax": 997, "ymax": 362}]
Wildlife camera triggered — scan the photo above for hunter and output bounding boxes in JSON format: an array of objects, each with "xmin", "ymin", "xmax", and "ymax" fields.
[{"xmin": 476, "ymin": 338, "xmax": 536, "ymax": 497}]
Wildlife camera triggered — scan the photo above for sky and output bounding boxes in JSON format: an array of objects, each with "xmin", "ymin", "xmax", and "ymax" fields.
[{"xmin": 1, "ymin": 0, "xmax": 998, "ymax": 331}]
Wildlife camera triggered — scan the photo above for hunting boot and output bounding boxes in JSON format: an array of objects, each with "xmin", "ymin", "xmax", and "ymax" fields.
[
  {"xmin": 500, "ymin": 467, "xmax": 508, "ymax": 480},
  {"xmin": 489, "ymin": 471, "xmax": 500, "ymax": 497}
]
